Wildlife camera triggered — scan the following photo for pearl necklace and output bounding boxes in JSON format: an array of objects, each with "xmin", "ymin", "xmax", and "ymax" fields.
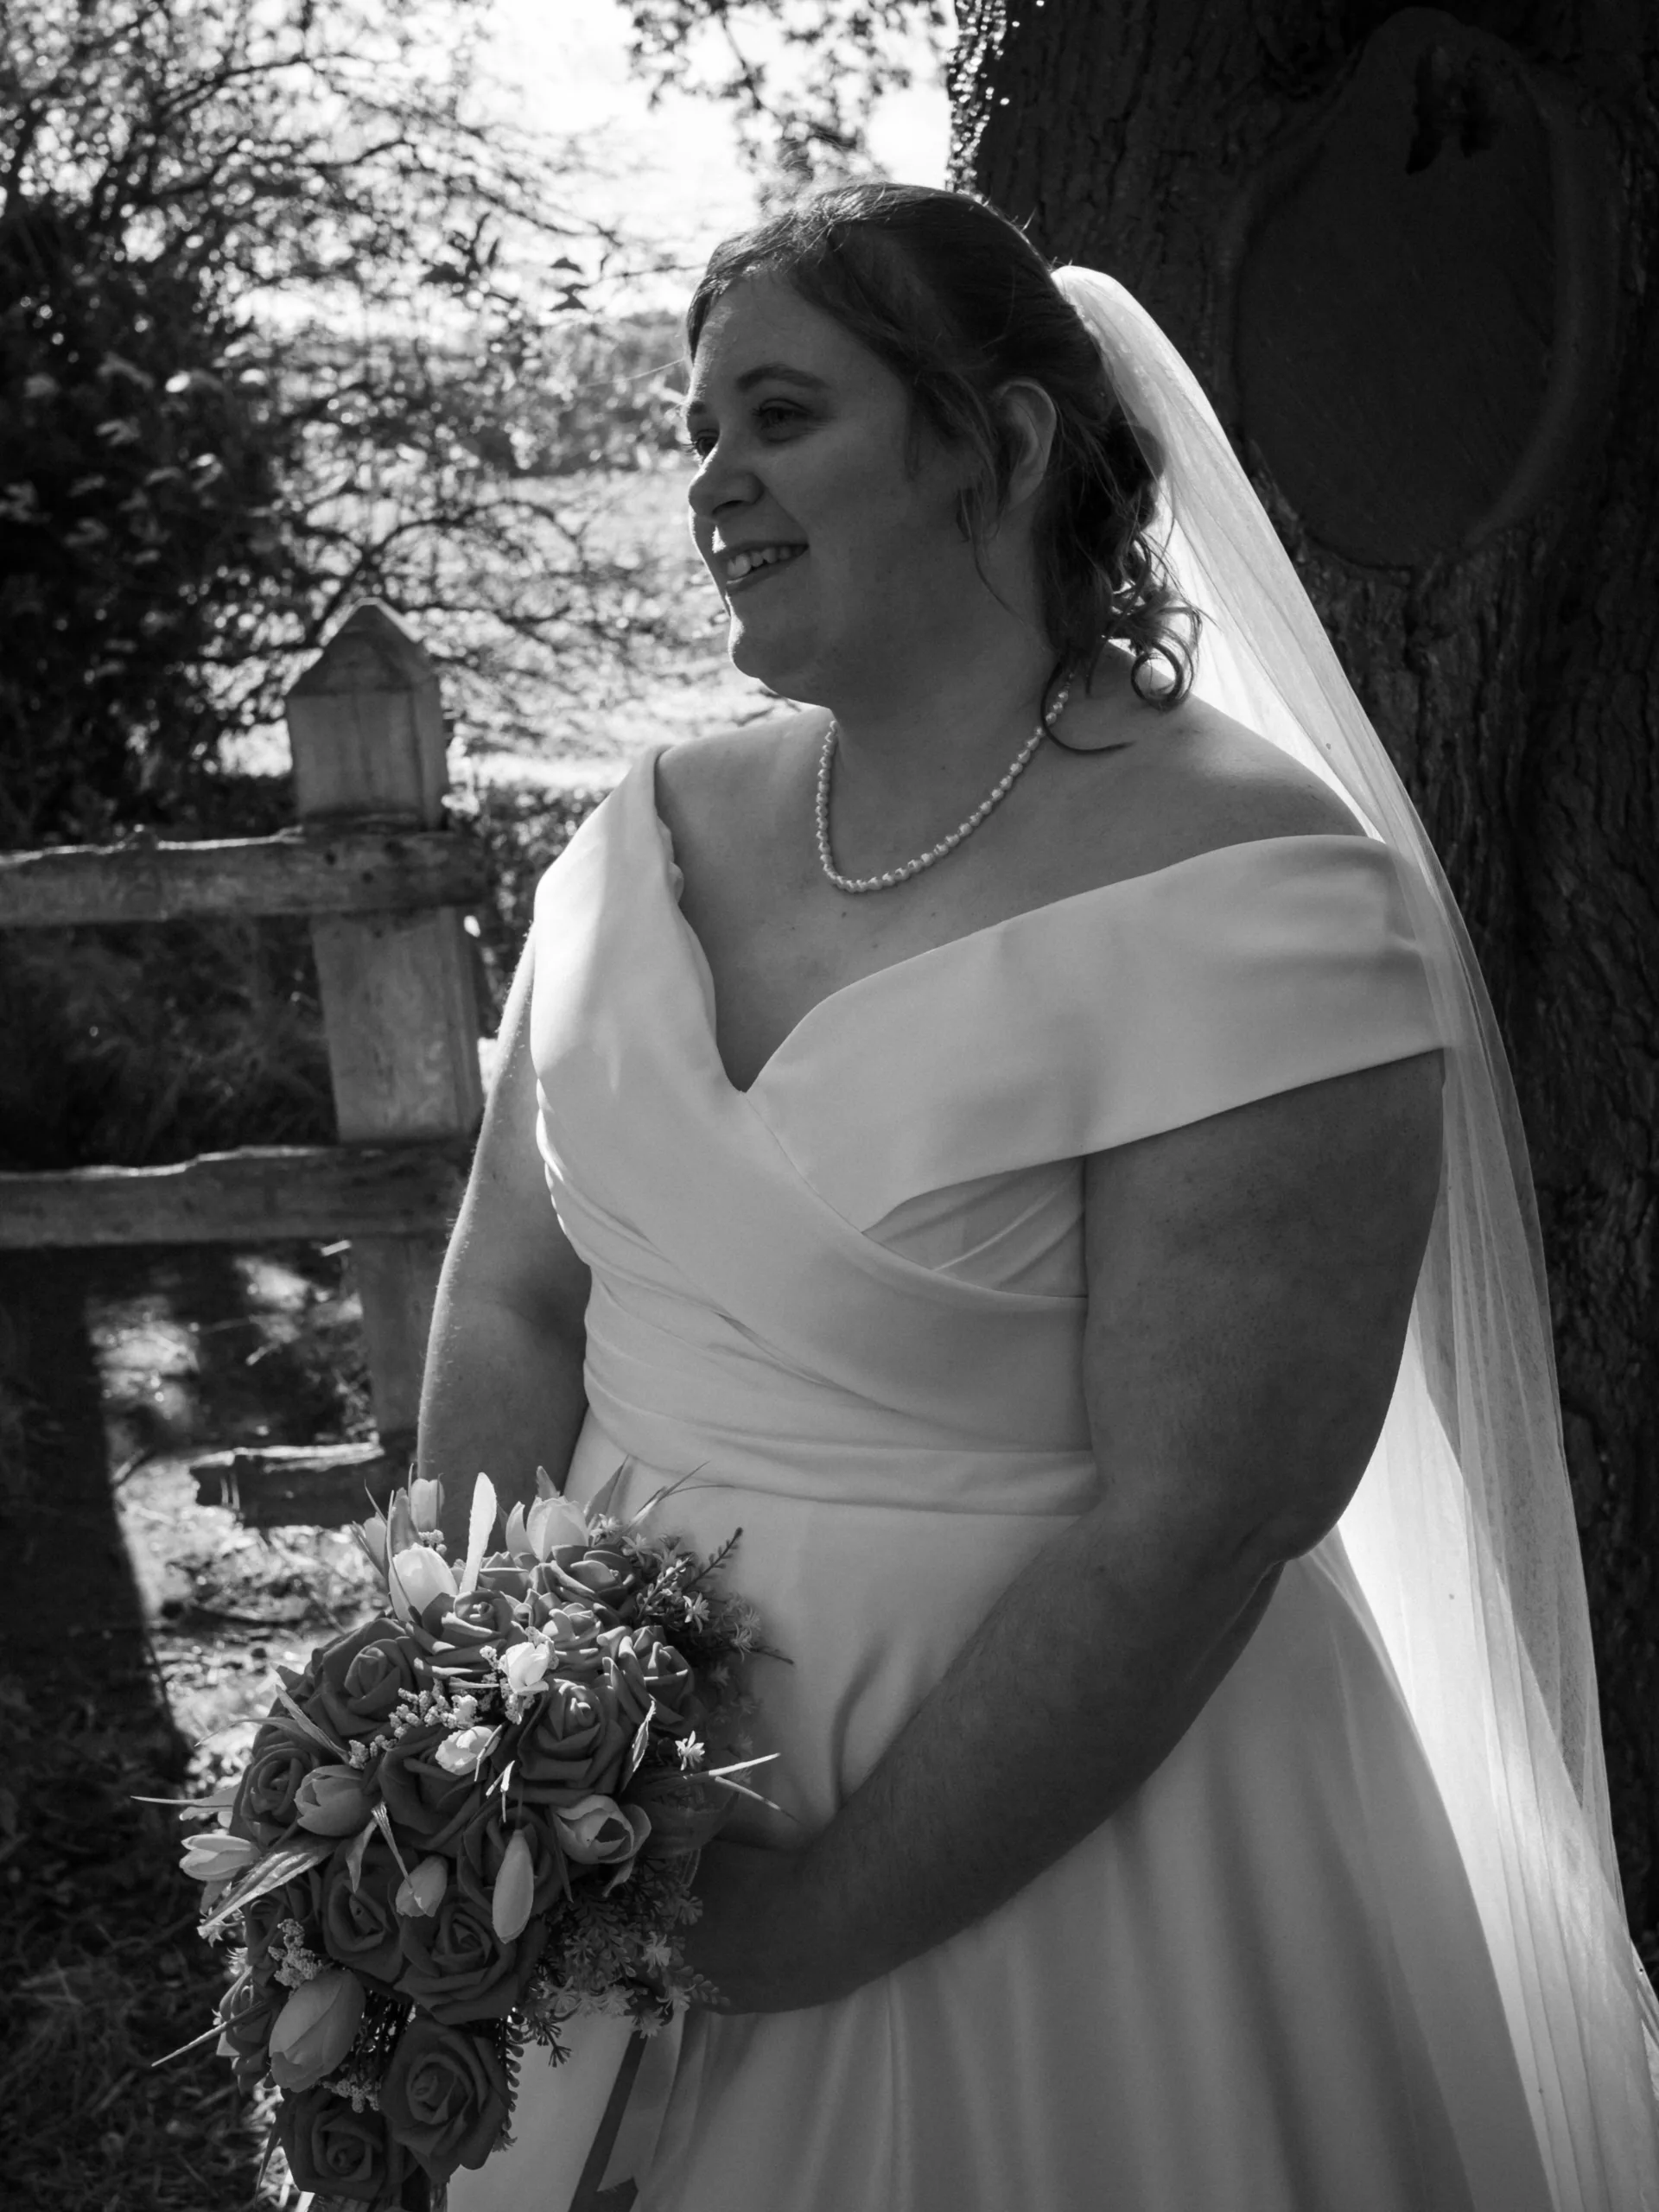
[{"xmin": 815, "ymin": 681, "xmax": 1072, "ymax": 896}]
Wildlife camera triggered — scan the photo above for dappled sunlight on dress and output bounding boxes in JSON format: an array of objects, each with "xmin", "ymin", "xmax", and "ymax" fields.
[{"xmin": 451, "ymin": 744, "xmax": 1554, "ymax": 2212}]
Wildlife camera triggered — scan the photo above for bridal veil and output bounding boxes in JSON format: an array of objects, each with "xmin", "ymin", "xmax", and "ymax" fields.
[{"xmin": 1052, "ymin": 265, "xmax": 1659, "ymax": 2212}]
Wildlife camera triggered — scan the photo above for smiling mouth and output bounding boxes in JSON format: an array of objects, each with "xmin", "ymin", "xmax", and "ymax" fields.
[{"xmin": 723, "ymin": 545, "xmax": 807, "ymax": 594}]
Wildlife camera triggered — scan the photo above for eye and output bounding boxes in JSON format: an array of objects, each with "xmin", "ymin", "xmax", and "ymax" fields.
[{"xmin": 680, "ymin": 399, "xmax": 810, "ymax": 460}]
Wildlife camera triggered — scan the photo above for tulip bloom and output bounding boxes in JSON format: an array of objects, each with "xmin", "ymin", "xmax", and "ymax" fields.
[
  {"xmin": 396, "ymin": 1855, "xmax": 450, "ymax": 1919},
  {"xmin": 389, "ymin": 1544, "xmax": 457, "ymax": 1624},
  {"xmin": 269, "ymin": 1968, "xmax": 365, "ymax": 2092},
  {"xmin": 181, "ymin": 1829, "xmax": 262, "ymax": 1883},
  {"xmin": 524, "ymin": 1491, "xmax": 589, "ymax": 1562},
  {"xmin": 490, "ymin": 1829, "xmax": 537, "ymax": 1942},
  {"xmin": 503, "ymin": 1502, "xmax": 533, "ymax": 1563},
  {"xmin": 407, "ymin": 1475, "xmax": 444, "ymax": 1535},
  {"xmin": 551, "ymin": 1795, "xmax": 651, "ymax": 1868},
  {"xmin": 294, "ymin": 1764, "xmax": 374, "ymax": 1837},
  {"xmin": 350, "ymin": 1512, "xmax": 389, "ymax": 1577}
]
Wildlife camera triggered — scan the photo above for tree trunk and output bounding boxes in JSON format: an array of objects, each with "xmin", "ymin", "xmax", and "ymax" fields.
[{"xmin": 952, "ymin": 0, "xmax": 1659, "ymax": 1956}]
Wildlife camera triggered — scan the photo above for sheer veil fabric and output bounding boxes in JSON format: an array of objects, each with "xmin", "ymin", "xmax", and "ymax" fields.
[{"xmin": 1052, "ymin": 267, "xmax": 1659, "ymax": 2210}]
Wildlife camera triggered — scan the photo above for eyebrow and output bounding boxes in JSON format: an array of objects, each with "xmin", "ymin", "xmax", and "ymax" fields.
[{"xmin": 682, "ymin": 364, "xmax": 832, "ymax": 420}]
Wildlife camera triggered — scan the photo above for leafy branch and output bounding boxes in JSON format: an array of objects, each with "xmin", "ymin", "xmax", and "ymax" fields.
[
  {"xmin": 621, "ymin": 0, "xmax": 950, "ymax": 199},
  {"xmin": 0, "ymin": 0, "xmax": 693, "ymax": 845}
]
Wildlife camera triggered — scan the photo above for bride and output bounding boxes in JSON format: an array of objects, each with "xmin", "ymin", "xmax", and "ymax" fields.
[{"xmin": 423, "ymin": 185, "xmax": 1659, "ymax": 2210}]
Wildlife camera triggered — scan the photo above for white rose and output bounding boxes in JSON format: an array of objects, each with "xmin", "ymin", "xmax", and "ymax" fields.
[
  {"xmin": 501, "ymin": 1642, "xmax": 551, "ymax": 1696},
  {"xmin": 434, "ymin": 1723, "xmax": 500, "ymax": 1775}
]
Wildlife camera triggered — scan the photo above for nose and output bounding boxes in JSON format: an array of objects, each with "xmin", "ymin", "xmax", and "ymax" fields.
[{"xmin": 686, "ymin": 435, "xmax": 760, "ymax": 523}]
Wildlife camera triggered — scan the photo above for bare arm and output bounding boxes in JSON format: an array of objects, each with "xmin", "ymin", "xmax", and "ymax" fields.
[
  {"xmin": 417, "ymin": 938, "xmax": 593, "ymax": 1555},
  {"xmin": 684, "ymin": 1046, "xmax": 1446, "ymax": 2009}
]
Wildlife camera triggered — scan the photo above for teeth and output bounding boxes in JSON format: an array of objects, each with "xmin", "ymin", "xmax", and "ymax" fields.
[{"xmin": 727, "ymin": 545, "xmax": 802, "ymax": 581}]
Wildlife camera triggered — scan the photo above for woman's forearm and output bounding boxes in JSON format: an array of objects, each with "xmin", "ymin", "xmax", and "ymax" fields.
[
  {"xmin": 814, "ymin": 1496, "xmax": 1278, "ymax": 1986},
  {"xmin": 417, "ymin": 1275, "xmax": 588, "ymax": 1554},
  {"xmin": 692, "ymin": 1489, "xmax": 1284, "ymax": 2010}
]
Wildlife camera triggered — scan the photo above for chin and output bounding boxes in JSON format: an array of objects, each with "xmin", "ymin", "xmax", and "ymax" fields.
[{"xmin": 726, "ymin": 619, "xmax": 815, "ymax": 701}]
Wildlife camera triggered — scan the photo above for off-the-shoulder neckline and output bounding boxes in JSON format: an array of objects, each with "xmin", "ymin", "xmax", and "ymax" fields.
[{"xmin": 627, "ymin": 743, "xmax": 1392, "ymax": 1099}]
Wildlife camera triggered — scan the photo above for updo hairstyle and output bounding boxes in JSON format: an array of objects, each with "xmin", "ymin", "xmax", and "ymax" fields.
[{"xmin": 686, "ymin": 182, "xmax": 1199, "ymax": 711}]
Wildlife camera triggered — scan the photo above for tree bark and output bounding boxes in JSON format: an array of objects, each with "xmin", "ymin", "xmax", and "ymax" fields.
[{"xmin": 953, "ymin": 0, "xmax": 1659, "ymax": 1956}]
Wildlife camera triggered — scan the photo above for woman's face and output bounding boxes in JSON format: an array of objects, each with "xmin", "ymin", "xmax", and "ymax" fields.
[{"xmin": 683, "ymin": 274, "xmax": 987, "ymax": 705}]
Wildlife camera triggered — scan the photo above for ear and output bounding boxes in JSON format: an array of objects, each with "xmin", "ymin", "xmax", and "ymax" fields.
[{"xmin": 996, "ymin": 379, "xmax": 1058, "ymax": 510}]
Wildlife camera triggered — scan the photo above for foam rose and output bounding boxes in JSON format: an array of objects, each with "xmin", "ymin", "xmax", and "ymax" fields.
[
  {"xmin": 376, "ymin": 1725, "xmax": 480, "ymax": 1853},
  {"xmin": 302, "ymin": 1617, "xmax": 421, "ymax": 1741},
  {"xmin": 454, "ymin": 1801, "xmax": 566, "ymax": 1921},
  {"xmin": 277, "ymin": 2084, "xmax": 410, "ymax": 2203},
  {"xmin": 620, "ymin": 1624, "xmax": 696, "ymax": 1733},
  {"xmin": 243, "ymin": 1863, "xmax": 328, "ymax": 1967},
  {"xmin": 229, "ymin": 1723, "xmax": 323, "ymax": 1847},
  {"xmin": 215, "ymin": 1967, "xmax": 284, "ymax": 2088},
  {"xmin": 321, "ymin": 1834, "xmax": 406, "ymax": 1986},
  {"xmin": 510, "ymin": 1675, "xmax": 630, "ymax": 1807},
  {"xmin": 395, "ymin": 1890, "xmax": 545, "ymax": 2026},
  {"xmin": 380, "ymin": 2017, "xmax": 512, "ymax": 2183},
  {"xmin": 600, "ymin": 1626, "xmax": 659, "ymax": 1738},
  {"xmin": 433, "ymin": 1586, "xmax": 518, "ymax": 1651},
  {"xmin": 536, "ymin": 1542, "xmax": 647, "ymax": 1624},
  {"xmin": 522, "ymin": 1600, "xmax": 607, "ymax": 1671}
]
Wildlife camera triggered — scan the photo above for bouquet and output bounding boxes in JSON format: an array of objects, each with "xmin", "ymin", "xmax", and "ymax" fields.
[{"xmin": 171, "ymin": 1468, "xmax": 769, "ymax": 2209}]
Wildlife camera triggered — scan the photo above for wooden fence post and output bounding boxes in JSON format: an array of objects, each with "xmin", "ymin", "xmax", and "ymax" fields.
[{"xmin": 285, "ymin": 602, "xmax": 481, "ymax": 1465}]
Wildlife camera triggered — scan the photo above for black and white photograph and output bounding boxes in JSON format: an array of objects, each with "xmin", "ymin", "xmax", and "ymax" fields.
[{"xmin": 3, "ymin": 3, "xmax": 1657, "ymax": 2209}]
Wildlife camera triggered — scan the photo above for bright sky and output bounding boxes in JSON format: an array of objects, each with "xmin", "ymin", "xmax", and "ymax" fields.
[{"xmin": 485, "ymin": 0, "xmax": 951, "ymax": 305}]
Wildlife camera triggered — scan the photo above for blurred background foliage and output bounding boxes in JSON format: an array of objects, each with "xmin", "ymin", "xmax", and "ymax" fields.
[
  {"xmin": 624, "ymin": 0, "xmax": 947, "ymax": 198},
  {"xmin": 0, "ymin": 0, "xmax": 696, "ymax": 851},
  {"xmin": 0, "ymin": 0, "xmax": 932, "ymax": 1173},
  {"xmin": 0, "ymin": 0, "xmax": 743, "ymax": 1172}
]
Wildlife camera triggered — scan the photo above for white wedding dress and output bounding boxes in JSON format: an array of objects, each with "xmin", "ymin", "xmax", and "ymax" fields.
[{"xmin": 451, "ymin": 746, "xmax": 1561, "ymax": 2212}]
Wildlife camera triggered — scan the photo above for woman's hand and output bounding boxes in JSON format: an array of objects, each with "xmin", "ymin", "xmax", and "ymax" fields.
[{"xmin": 679, "ymin": 1841, "xmax": 836, "ymax": 2015}]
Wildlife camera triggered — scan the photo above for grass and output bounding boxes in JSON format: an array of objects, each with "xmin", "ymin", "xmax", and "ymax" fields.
[
  {"xmin": 0, "ymin": 1224, "xmax": 423, "ymax": 2209},
  {"xmin": 0, "ymin": 1466, "xmax": 387, "ymax": 2210},
  {"xmin": 0, "ymin": 1673, "xmax": 283, "ymax": 2210}
]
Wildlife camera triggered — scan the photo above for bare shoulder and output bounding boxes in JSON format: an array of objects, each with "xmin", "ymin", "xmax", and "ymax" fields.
[
  {"xmin": 653, "ymin": 708, "xmax": 822, "ymax": 842},
  {"xmin": 1131, "ymin": 690, "xmax": 1365, "ymax": 851},
  {"xmin": 1039, "ymin": 661, "xmax": 1366, "ymax": 892}
]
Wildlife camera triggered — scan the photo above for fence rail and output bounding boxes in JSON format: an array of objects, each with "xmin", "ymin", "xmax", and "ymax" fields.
[
  {"xmin": 3, "ymin": 600, "xmax": 485, "ymax": 1524},
  {"xmin": 0, "ymin": 824, "xmax": 486, "ymax": 930},
  {"xmin": 0, "ymin": 1141, "xmax": 470, "ymax": 1249}
]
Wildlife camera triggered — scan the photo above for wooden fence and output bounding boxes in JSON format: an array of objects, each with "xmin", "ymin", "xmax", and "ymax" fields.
[{"xmin": 0, "ymin": 601, "xmax": 485, "ymax": 1526}]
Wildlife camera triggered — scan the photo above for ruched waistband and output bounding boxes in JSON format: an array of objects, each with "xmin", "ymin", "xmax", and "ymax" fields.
[{"xmin": 576, "ymin": 1351, "xmax": 1102, "ymax": 1521}]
